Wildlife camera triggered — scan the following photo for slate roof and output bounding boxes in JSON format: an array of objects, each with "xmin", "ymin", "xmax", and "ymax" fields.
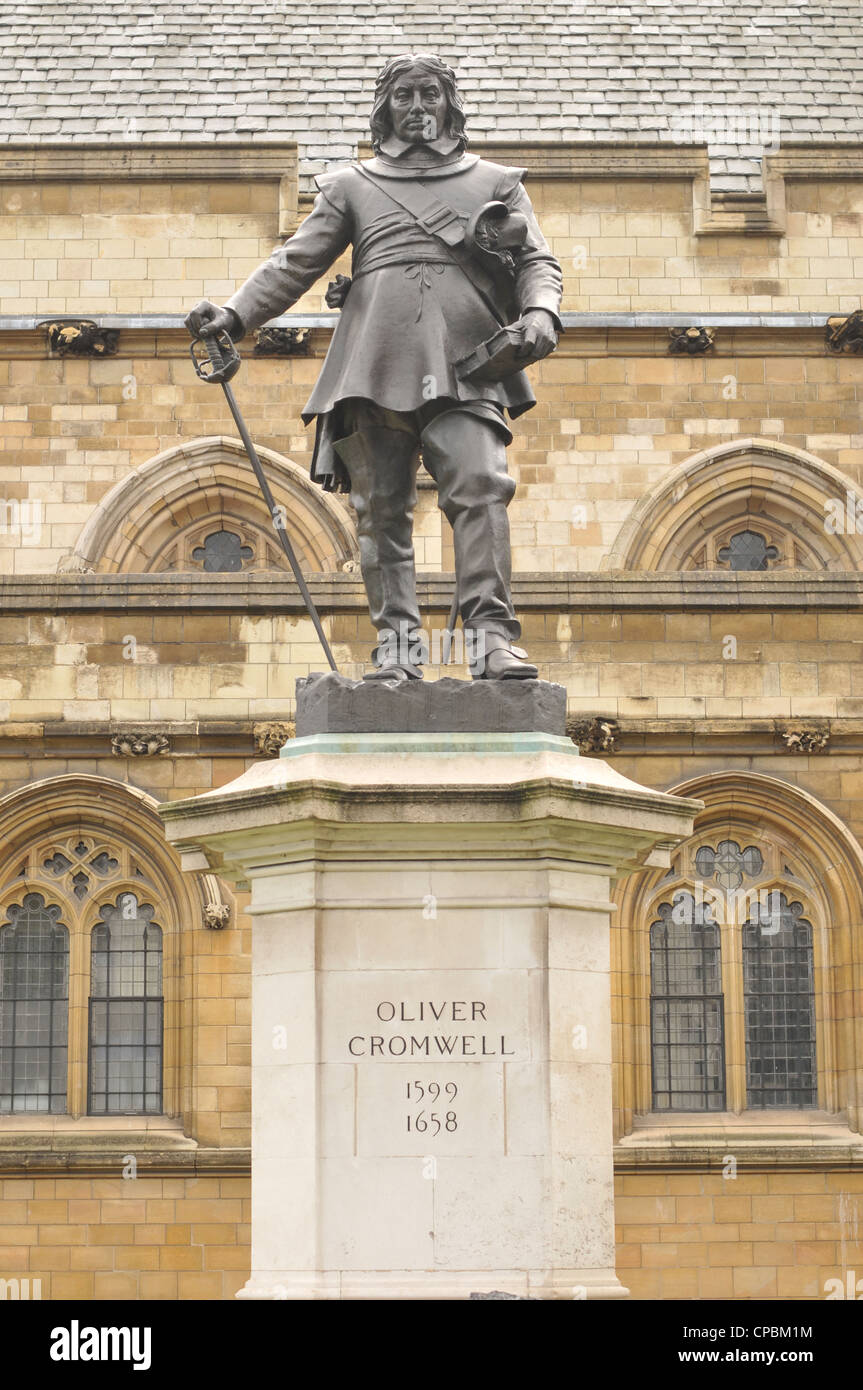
[{"xmin": 2, "ymin": 0, "xmax": 863, "ymax": 193}]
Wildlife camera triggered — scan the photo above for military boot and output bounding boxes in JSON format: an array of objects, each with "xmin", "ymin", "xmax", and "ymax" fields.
[{"xmin": 469, "ymin": 631, "xmax": 538, "ymax": 681}]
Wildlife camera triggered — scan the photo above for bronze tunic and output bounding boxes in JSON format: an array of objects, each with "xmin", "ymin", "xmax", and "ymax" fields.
[{"xmin": 225, "ymin": 151, "xmax": 563, "ymax": 489}]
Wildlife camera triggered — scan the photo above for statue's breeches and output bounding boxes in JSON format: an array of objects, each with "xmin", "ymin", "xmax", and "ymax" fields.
[{"xmin": 334, "ymin": 401, "xmax": 521, "ymax": 647}]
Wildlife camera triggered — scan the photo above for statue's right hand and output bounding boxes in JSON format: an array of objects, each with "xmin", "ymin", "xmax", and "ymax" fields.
[{"xmin": 185, "ymin": 300, "xmax": 238, "ymax": 338}]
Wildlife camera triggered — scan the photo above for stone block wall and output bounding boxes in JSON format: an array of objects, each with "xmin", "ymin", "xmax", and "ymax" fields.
[
  {"xmin": 2, "ymin": 146, "xmax": 863, "ymax": 1301},
  {"xmin": 0, "ymin": 1174, "xmax": 250, "ymax": 1300},
  {"xmin": 614, "ymin": 1172, "xmax": 863, "ymax": 1300},
  {"xmin": 2, "ymin": 603, "xmax": 862, "ymax": 730},
  {"xmin": 1, "ymin": 349, "xmax": 861, "ymax": 577}
]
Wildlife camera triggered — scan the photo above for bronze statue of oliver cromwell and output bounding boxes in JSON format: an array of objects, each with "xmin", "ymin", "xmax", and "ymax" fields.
[{"xmin": 186, "ymin": 53, "xmax": 563, "ymax": 682}]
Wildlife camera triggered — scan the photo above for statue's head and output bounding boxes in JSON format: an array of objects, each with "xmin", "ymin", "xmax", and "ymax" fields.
[{"xmin": 370, "ymin": 53, "xmax": 467, "ymax": 152}]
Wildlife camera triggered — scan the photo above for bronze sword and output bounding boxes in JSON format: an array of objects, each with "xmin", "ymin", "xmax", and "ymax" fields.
[{"xmin": 189, "ymin": 329, "xmax": 338, "ymax": 673}]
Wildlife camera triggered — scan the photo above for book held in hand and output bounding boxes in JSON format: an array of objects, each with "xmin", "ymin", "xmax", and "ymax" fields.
[{"xmin": 454, "ymin": 325, "xmax": 531, "ymax": 383}]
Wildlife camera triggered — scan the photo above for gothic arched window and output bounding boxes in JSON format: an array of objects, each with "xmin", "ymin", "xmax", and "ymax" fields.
[
  {"xmin": 649, "ymin": 894, "xmax": 725, "ymax": 1111},
  {"xmin": 0, "ymin": 893, "xmax": 69, "ymax": 1113},
  {"xmin": 614, "ymin": 774, "xmax": 863, "ymax": 1142},
  {"xmin": 743, "ymin": 894, "xmax": 817, "ymax": 1108},
  {"xmin": 88, "ymin": 895, "xmax": 163, "ymax": 1115},
  {"xmin": 646, "ymin": 835, "xmax": 820, "ymax": 1114},
  {"xmin": 606, "ymin": 441, "xmax": 863, "ymax": 573},
  {"xmin": 0, "ymin": 821, "xmax": 174, "ymax": 1117},
  {"xmin": 63, "ymin": 438, "xmax": 359, "ymax": 576},
  {"xmin": 0, "ymin": 776, "xmax": 234, "ymax": 1126}
]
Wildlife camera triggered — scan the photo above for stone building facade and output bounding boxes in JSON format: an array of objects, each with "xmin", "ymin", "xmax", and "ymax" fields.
[{"xmin": 1, "ymin": 2, "xmax": 863, "ymax": 1300}]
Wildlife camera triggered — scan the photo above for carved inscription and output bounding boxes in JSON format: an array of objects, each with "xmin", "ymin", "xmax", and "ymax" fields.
[
  {"xmin": 347, "ymin": 1000, "xmax": 514, "ymax": 1058},
  {"xmin": 405, "ymin": 1080, "xmax": 459, "ymax": 1133}
]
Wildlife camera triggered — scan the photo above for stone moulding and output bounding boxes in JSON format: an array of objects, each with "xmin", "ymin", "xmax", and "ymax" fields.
[
  {"xmin": 826, "ymin": 309, "xmax": 863, "ymax": 354},
  {"xmin": 604, "ymin": 437, "xmax": 863, "ymax": 573},
  {"xmin": 202, "ymin": 902, "xmax": 231, "ymax": 930},
  {"xmin": 0, "ymin": 315, "xmax": 847, "ymax": 362},
  {"xmin": 111, "ymin": 732, "xmax": 171, "ymax": 757},
  {"xmin": 43, "ymin": 319, "xmax": 119, "ymax": 357},
  {"xmin": 253, "ymin": 326, "xmax": 311, "ymax": 356},
  {"xmin": 7, "ymin": 718, "xmax": 863, "ymax": 757},
  {"xmin": 667, "ymin": 325, "xmax": 714, "ymax": 354},
  {"xmin": 0, "ymin": 1147, "xmax": 250, "ymax": 1178},
  {"xmin": 0, "ymin": 140, "xmax": 299, "ymax": 235},
  {"xmin": 4, "ymin": 569, "xmax": 863, "ymax": 613},
  {"xmin": 614, "ymin": 1136, "xmax": 863, "ymax": 1173},
  {"xmin": 159, "ymin": 737, "xmax": 701, "ymax": 885},
  {"xmin": 567, "ymin": 717, "xmax": 619, "ymax": 753},
  {"xmin": 252, "ymin": 720, "xmax": 295, "ymax": 755},
  {"xmin": 4, "ymin": 140, "xmax": 856, "ymax": 259},
  {"xmin": 61, "ymin": 434, "xmax": 359, "ymax": 577},
  {"xmin": 779, "ymin": 723, "xmax": 831, "ymax": 754}
]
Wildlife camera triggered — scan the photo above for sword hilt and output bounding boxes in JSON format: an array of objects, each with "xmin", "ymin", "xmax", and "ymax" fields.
[{"xmin": 190, "ymin": 327, "xmax": 241, "ymax": 384}]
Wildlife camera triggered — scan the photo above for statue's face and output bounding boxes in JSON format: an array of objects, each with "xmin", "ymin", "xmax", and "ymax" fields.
[{"xmin": 387, "ymin": 65, "xmax": 448, "ymax": 143}]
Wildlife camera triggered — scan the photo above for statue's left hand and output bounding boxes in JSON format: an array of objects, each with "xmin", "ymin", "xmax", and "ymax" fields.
[
  {"xmin": 325, "ymin": 274, "xmax": 352, "ymax": 309},
  {"xmin": 511, "ymin": 309, "xmax": 559, "ymax": 362}
]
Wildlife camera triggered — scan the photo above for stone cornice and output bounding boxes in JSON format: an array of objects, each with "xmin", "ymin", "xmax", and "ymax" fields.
[
  {"xmin": 769, "ymin": 145, "xmax": 863, "ymax": 180},
  {"xmin": 593, "ymin": 719, "xmax": 863, "ymax": 755},
  {"xmin": 0, "ymin": 140, "xmax": 294, "ymax": 178},
  {"xmin": 4, "ymin": 1145, "xmax": 861, "ymax": 1199},
  {"xmin": 1, "ymin": 571, "xmax": 862, "ymax": 613},
  {"xmin": 359, "ymin": 141, "xmax": 863, "ymax": 185},
  {"xmin": 0, "ymin": 719, "xmax": 860, "ymax": 763},
  {"xmin": 5, "ymin": 140, "xmax": 863, "ymax": 247},
  {"xmin": 0, "ymin": 313, "xmax": 840, "ymax": 329},
  {"xmin": 350, "ymin": 141, "xmax": 863, "ymax": 237},
  {"xmin": 0, "ymin": 1145, "xmax": 250, "ymax": 1178},
  {"xmin": 356, "ymin": 140, "xmax": 706, "ymax": 181},
  {"xmin": 614, "ymin": 1143, "xmax": 863, "ymax": 1173},
  {"xmin": 0, "ymin": 140, "xmax": 299, "ymax": 234},
  {"xmin": 616, "ymin": 1115, "xmax": 863, "ymax": 1171},
  {"xmin": 158, "ymin": 738, "xmax": 699, "ymax": 885},
  {"xmin": 0, "ymin": 312, "xmax": 848, "ymax": 360},
  {"xmin": 6, "ymin": 141, "xmax": 861, "ymax": 187},
  {"xmin": 2, "ymin": 717, "xmax": 863, "ymax": 758}
]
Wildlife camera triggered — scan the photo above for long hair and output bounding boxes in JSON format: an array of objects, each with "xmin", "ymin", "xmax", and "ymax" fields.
[{"xmin": 369, "ymin": 54, "xmax": 468, "ymax": 152}]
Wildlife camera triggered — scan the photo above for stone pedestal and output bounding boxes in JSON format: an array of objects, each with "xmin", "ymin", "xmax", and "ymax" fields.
[{"xmin": 159, "ymin": 725, "xmax": 699, "ymax": 1300}]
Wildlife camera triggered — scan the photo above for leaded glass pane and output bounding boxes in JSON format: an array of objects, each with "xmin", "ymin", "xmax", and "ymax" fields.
[
  {"xmin": 0, "ymin": 894, "xmax": 69, "ymax": 1113},
  {"xmin": 191, "ymin": 529, "xmax": 254, "ymax": 572},
  {"xmin": 717, "ymin": 530, "xmax": 779, "ymax": 571},
  {"xmin": 90, "ymin": 852, "xmax": 118, "ymax": 876},
  {"xmin": 694, "ymin": 840, "xmax": 763, "ymax": 891},
  {"xmin": 743, "ymin": 895, "xmax": 817, "ymax": 1108},
  {"xmin": 88, "ymin": 896, "xmax": 163, "ymax": 1115},
  {"xmin": 650, "ymin": 894, "xmax": 725, "ymax": 1111}
]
